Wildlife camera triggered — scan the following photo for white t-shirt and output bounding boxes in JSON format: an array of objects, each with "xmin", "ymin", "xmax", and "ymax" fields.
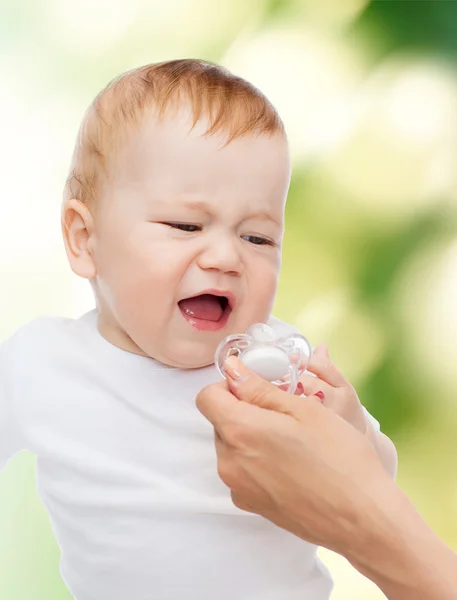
[{"xmin": 0, "ymin": 310, "xmax": 380, "ymax": 600}]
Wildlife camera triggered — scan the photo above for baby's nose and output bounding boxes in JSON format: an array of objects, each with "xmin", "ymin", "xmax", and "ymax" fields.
[{"xmin": 197, "ymin": 237, "xmax": 242, "ymax": 275}]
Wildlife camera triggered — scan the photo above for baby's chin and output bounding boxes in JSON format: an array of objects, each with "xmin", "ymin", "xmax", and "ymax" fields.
[
  {"xmin": 155, "ymin": 353, "xmax": 217, "ymax": 370},
  {"xmin": 170, "ymin": 357, "xmax": 216, "ymax": 369},
  {"xmin": 99, "ymin": 320, "xmax": 218, "ymax": 368},
  {"xmin": 145, "ymin": 341, "xmax": 220, "ymax": 370}
]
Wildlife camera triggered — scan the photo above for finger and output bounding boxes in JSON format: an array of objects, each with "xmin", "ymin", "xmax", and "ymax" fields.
[
  {"xmin": 307, "ymin": 344, "xmax": 348, "ymax": 388},
  {"xmin": 296, "ymin": 373, "xmax": 332, "ymax": 400},
  {"xmin": 196, "ymin": 381, "xmax": 244, "ymax": 430},
  {"xmin": 278, "ymin": 381, "xmax": 304, "ymax": 395},
  {"xmin": 294, "ymin": 382, "xmax": 304, "ymax": 396},
  {"xmin": 223, "ymin": 355, "xmax": 303, "ymax": 419}
]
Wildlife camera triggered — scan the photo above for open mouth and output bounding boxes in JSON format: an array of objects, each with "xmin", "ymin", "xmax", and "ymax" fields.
[{"xmin": 178, "ymin": 293, "xmax": 233, "ymax": 332}]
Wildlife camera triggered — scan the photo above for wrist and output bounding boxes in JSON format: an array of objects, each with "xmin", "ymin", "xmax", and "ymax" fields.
[{"xmin": 345, "ymin": 479, "xmax": 457, "ymax": 599}]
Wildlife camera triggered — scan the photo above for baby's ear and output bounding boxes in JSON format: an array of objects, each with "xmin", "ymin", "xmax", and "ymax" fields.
[{"xmin": 61, "ymin": 198, "xmax": 97, "ymax": 279}]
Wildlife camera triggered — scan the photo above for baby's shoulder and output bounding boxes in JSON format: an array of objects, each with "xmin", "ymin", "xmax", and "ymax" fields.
[
  {"xmin": 1, "ymin": 314, "xmax": 82, "ymax": 366},
  {"xmin": 5, "ymin": 314, "xmax": 72, "ymax": 343}
]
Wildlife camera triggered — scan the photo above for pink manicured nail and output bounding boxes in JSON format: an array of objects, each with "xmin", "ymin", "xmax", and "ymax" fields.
[
  {"xmin": 224, "ymin": 356, "xmax": 243, "ymax": 379},
  {"xmin": 314, "ymin": 391, "xmax": 325, "ymax": 402},
  {"xmin": 296, "ymin": 382, "xmax": 304, "ymax": 394},
  {"xmin": 224, "ymin": 356, "xmax": 250, "ymax": 382}
]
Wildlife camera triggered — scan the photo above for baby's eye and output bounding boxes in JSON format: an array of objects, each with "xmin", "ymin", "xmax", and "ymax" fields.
[
  {"xmin": 243, "ymin": 235, "xmax": 275, "ymax": 246},
  {"xmin": 166, "ymin": 223, "xmax": 201, "ymax": 232}
]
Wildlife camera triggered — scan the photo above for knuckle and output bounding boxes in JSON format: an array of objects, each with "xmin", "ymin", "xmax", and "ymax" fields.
[
  {"xmin": 232, "ymin": 422, "xmax": 255, "ymax": 447},
  {"xmin": 220, "ymin": 421, "xmax": 254, "ymax": 448},
  {"xmin": 217, "ymin": 458, "xmax": 239, "ymax": 491},
  {"xmin": 195, "ymin": 383, "xmax": 216, "ymax": 410},
  {"xmin": 217, "ymin": 421, "xmax": 233, "ymax": 444},
  {"xmin": 195, "ymin": 389, "xmax": 206, "ymax": 411},
  {"xmin": 249, "ymin": 384, "xmax": 274, "ymax": 408},
  {"xmin": 231, "ymin": 491, "xmax": 251, "ymax": 513},
  {"xmin": 323, "ymin": 357, "xmax": 335, "ymax": 373},
  {"xmin": 341, "ymin": 387, "xmax": 356, "ymax": 403}
]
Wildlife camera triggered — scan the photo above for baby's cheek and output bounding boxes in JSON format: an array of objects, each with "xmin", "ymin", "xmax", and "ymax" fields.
[
  {"xmin": 245, "ymin": 281, "xmax": 277, "ymax": 325},
  {"xmin": 256, "ymin": 269, "xmax": 278, "ymax": 303}
]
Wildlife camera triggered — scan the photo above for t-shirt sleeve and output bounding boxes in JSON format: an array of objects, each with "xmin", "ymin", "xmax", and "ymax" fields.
[
  {"xmin": 0, "ymin": 337, "xmax": 24, "ymax": 471},
  {"xmin": 362, "ymin": 405, "xmax": 381, "ymax": 433}
]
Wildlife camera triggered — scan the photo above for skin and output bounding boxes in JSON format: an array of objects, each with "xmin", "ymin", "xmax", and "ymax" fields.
[
  {"xmin": 62, "ymin": 108, "xmax": 290, "ymax": 368},
  {"xmin": 296, "ymin": 344, "xmax": 398, "ymax": 478},
  {"xmin": 61, "ymin": 101, "xmax": 405, "ymax": 589},
  {"xmin": 196, "ymin": 356, "xmax": 457, "ymax": 600},
  {"xmin": 62, "ymin": 102, "xmax": 396, "ymax": 469}
]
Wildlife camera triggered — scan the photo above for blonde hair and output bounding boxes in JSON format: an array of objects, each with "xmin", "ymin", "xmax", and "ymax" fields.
[{"xmin": 63, "ymin": 59, "xmax": 285, "ymax": 206}]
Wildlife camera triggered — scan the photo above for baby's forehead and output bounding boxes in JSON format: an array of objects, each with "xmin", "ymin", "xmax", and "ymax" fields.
[
  {"xmin": 126, "ymin": 101, "xmax": 283, "ymax": 150},
  {"xmin": 64, "ymin": 60, "xmax": 286, "ymax": 208},
  {"xmin": 121, "ymin": 115, "xmax": 289, "ymax": 187},
  {"xmin": 119, "ymin": 106, "xmax": 286, "ymax": 166}
]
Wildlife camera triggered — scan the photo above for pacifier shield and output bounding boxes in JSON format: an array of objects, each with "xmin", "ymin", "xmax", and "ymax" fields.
[{"xmin": 214, "ymin": 323, "xmax": 312, "ymax": 392}]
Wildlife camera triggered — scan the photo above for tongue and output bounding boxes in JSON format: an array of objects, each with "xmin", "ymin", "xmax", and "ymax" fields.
[{"xmin": 179, "ymin": 294, "xmax": 224, "ymax": 322}]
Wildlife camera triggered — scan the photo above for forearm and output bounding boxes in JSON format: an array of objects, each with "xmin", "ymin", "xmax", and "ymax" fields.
[{"xmin": 345, "ymin": 479, "xmax": 457, "ymax": 600}]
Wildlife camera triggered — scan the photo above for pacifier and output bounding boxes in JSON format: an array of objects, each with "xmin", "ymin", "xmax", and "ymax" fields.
[{"xmin": 214, "ymin": 323, "xmax": 312, "ymax": 394}]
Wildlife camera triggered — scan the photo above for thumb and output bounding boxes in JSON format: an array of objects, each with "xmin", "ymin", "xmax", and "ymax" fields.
[{"xmin": 224, "ymin": 355, "xmax": 303, "ymax": 418}]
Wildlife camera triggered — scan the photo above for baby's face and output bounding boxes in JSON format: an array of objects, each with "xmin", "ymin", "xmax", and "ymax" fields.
[{"xmin": 90, "ymin": 111, "xmax": 290, "ymax": 368}]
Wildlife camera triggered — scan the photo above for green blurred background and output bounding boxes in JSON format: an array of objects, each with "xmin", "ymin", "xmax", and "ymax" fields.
[{"xmin": 1, "ymin": 0, "xmax": 457, "ymax": 598}]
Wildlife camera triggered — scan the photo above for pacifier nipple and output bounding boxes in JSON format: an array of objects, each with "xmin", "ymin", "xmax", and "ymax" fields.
[{"xmin": 246, "ymin": 323, "xmax": 276, "ymax": 344}]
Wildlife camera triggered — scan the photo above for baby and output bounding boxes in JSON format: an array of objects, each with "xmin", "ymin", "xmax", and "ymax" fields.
[{"xmin": 0, "ymin": 59, "xmax": 397, "ymax": 600}]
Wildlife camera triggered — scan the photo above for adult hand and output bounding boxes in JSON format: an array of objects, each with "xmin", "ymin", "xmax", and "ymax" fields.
[
  {"xmin": 295, "ymin": 344, "xmax": 367, "ymax": 434},
  {"xmin": 292, "ymin": 344, "xmax": 398, "ymax": 478},
  {"xmin": 196, "ymin": 356, "xmax": 457, "ymax": 600},
  {"xmin": 197, "ymin": 355, "xmax": 388, "ymax": 556}
]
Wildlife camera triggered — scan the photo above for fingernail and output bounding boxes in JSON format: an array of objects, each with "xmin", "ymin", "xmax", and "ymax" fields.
[
  {"xmin": 296, "ymin": 382, "xmax": 304, "ymax": 394},
  {"xmin": 314, "ymin": 390, "xmax": 325, "ymax": 402},
  {"xmin": 224, "ymin": 355, "xmax": 249, "ymax": 382}
]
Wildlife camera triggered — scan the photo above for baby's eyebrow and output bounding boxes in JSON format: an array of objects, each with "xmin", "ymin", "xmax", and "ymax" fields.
[{"xmin": 169, "ymin": 199, "xmax": 282, "ymax": 227}]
